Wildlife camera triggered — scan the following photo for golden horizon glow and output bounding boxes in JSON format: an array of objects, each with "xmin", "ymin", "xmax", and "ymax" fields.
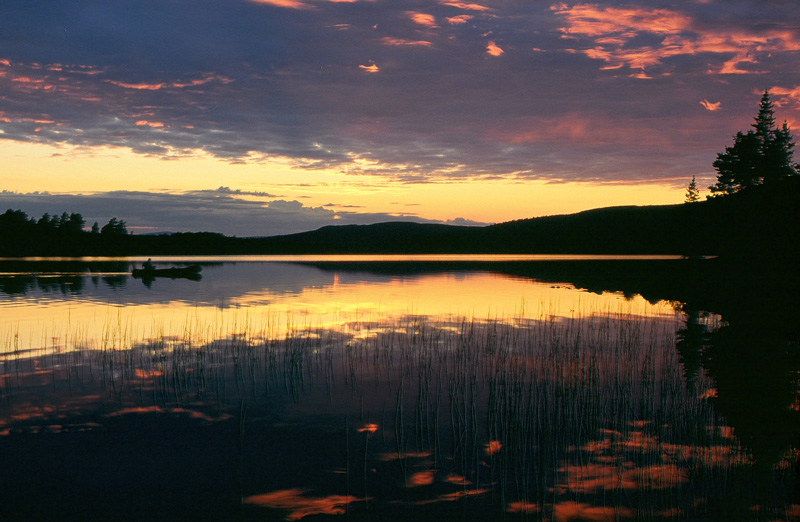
[{"xmin": 1, "ymin": 141, "xmax": 694, "ymax": 228}]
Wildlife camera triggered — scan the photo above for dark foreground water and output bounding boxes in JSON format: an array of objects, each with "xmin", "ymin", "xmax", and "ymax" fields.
[{"xmin": 0, "ymin": 257, "xmax": 797, "ymax": 521}]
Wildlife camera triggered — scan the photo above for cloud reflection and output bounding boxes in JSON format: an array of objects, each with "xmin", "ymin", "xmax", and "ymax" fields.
[
  {"xmin": 243, "ymin": 488, "xmax": 365, "ymax": 520},
  {"xmin": 552, "ymin": 501, "xmax": 634, "ymax": 522}
]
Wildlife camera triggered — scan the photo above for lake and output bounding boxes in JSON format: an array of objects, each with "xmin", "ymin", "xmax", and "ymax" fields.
[{"xmin": 1, "ymin": 256, "xmax": 797, "ymax": 521}]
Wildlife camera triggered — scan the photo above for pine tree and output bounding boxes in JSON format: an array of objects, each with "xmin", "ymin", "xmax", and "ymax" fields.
[
  {"xmin": 709, "ymin": 90, "xmax": 798, "ymax": 196},
  {"xmin": 685, "ymin": 175, "xmax": 700, "ymax": 203}
]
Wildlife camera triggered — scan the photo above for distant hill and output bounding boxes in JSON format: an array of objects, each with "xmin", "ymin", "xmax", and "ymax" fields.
[
  {"xmin": 250, "ymin": 177, "xmax": 799, "ymax": 260},
  {"xmin": 2, "ymin": 177, "xmax": 798, "ymax": 260}
]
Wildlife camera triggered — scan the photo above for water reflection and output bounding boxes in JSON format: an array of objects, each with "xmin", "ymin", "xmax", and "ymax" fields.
[
  {"xmin": 0, "ymin": 257, "xmax": 797, "ymax": 521},
  {"xmin": 674, "ymin": 301, "xmax": 800, "ymax": 476},
  {"xmin": 243, "ymin": 489, "xmax": 365, "ymax": 520}
]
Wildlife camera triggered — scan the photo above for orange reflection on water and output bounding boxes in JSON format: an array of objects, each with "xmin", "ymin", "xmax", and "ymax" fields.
[
  {"xmin": 444, "ymin": 473, "xmax": 471, "ymax": 485},
  {"xmin": 357, "ymin": 423, "xmax": 378, "ymax": 433},
  {"xmin": 407, "ymin": 470, "xmax": 436, "ymax": 487},
  {"xmin": 553, "ymin": 501, "xmax": 634, "ymax": 522},
  {"xmin": 378, "ymin": 451, "xmax": 431, "ymax": 462},
  {"xmin": 106, "ymin": 406, "xmax": 232, "ymax": 423},
  {"xmin": 134, "ymin": 369, "xmax": 164, "ymax": 379},
  {"xmin": 413, "ymin": 488, "xmax": 490, "ymax": 505},
  {"xmin": 243, "ymin": 488, "xmax": 364, "ymax": 521},
  {"xmin": 485, "ymin": 440, "xmax": 502, "ymax": 455},
  {"xmin": 582, "ymin": 429, "xmax": 750, "ymax": 468},
  {"xmin": 507, "ymin": 500, "xmax": 541, "ymax": 514},
  {"xmin": 558, "ymin": 462, "xmax": 687, "ymax": 494}
]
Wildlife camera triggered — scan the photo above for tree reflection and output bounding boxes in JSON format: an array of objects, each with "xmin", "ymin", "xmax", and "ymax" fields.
[
  {"xmin": 677, "ymin": 303, "xmax": 800, "ymax": 470},
  {"xmin": 0, "ymin": 260, "xmax": 132, "ymax": 295},
  {"xmin": 703, "ymin": 321, "xmax": 800, "ymax": 469},
  {"xmin": 675, "ymin": 305, "xmax": 711, "ymax": 389}
]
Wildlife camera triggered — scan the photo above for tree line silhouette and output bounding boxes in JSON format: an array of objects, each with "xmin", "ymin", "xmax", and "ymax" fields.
[{"xmin": 0, "ymin": 211, "xmax": 130, "ymax": 256}]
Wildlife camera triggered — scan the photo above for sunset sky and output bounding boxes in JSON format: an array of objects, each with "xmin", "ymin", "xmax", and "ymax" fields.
[{"xmin": 2, "ymin": 0, "xmax": 798, "ymax": 236}]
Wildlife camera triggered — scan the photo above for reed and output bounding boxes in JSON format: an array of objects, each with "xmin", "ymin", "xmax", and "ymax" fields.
[{"xmin": 0, "ymin": 303, "xmax": 794, "ymax": 521}]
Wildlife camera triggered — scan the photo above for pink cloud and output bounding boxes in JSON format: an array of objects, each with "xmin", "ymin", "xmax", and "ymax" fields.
[
  {"xmin": 551, "ymin": 4, "xmax": 800, "ymax": 77},
  {"xmin": 108, "ymin": 74, "xmax": 232, "ymax": 91},
  {"xmin": 109, "ymin": 80, "xmax": 165, "ymax": 90},
  {"xmin": 770, "ymin": 85, "xmax": 800, "ymax": 110},
  {"xmin": 135, "ymin": 120, "xmax": 166, "ymax": 128},
  {"xmin": 486, "ymin": 41, "xmax": 504, "ymax": 57},
  {"xmin": 445, "ymin": 15, "xmax": 473, "ymax": 24},
  {"xmin": 441, "ymin": 1, "xmax": 491, "ymax": 11},
  {"xmin": 359, "ymin": 62, "xmax": 380, "ymax": 73},
  {"xmin": 407, "ymin": 12, "xmax": 438, "ymax": 28},
  {"xmin": 700, "ymin": 99, "xmax": 721, "ymax": 111},
  {"xmin": 249, "ymin": 0, "xmax": 312, "ymax": 8},
  {"xmin": 381, "ymin": 37, "xmax": 433, "ymax": 47}
]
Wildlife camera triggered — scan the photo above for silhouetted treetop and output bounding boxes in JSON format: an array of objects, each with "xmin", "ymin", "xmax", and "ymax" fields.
[
  {"xmin": 685, "ymin": 175, "xmax": 700, "ymax": 203},
  {"xmin": 710, "ymin": 90, "xmax": 798, "ymax": 196},
  {"xmin": 100, "ymin": 217, "xmax": 128, "ymax": 236}
]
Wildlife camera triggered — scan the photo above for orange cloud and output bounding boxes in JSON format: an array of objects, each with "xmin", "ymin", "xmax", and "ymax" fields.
[
  {"xmin": 249, "ymin": 0, "xmax": 312, "ymax": 8},
  {"xmin": 551, "ymin": 4, "xmax": 800, "ymax": 76},
  {"xmin": 700, "ymin": 99, "xmax": 721, "ymax": 111},
  {"xmin": 552, "ymin": 4, "xmax": 692, "ymax": 37},
  {"xmin": 359, "ymin": 63, "xmax": 379, "ymax": 73},
  {"xmin": 381, "ymin": 37, "xmax": 433, "ymax": 47},
  {"xmin": 407, "ymin": 12, "xmax": 438, "ymax": 28},
  {"xmin": 769, "ymin": 85, "xmax": 800, "ymax": 109},
  {"xmin": 109, "ymin": 80, "xmax": 166, "ymax": 90},
  {"xmin": 135, "ymin": 120, "xmax": 166, "ymax": 128},
  {"xmin": 486, "ymin": 41, "xmax": 504, "ymax": 56},
  {"xmin": 108, "ymin": 74, "xmax": 231, "ymax": 91},
  {"xmin": 446, "ymin": 15, "xmax": 473, "ymax": 24},
  {"xmin": 441, "ymin": 1, "xmax": 491, "ymax": 11}
]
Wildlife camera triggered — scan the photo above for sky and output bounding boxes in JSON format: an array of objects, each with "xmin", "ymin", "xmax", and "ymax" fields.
[{"xmin": 1, "ymin": 0, "xmax": 798, "ymax": 236}]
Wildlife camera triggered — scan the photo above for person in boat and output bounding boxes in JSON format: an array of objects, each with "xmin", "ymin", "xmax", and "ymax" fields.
[{"xmin": 142, "ymin": 258, "xmax": 154, "ymax": 271}]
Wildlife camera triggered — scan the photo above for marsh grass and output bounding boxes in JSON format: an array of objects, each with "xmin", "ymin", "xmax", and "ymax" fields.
[{"xmin": 0, "ymin": 304, "xmax": 796, "ymax": 521}]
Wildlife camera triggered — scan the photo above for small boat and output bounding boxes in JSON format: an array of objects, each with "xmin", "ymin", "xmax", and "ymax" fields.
[{"xmin": 131, "ymin": 264, "xmax": 202, "ymax": 280}]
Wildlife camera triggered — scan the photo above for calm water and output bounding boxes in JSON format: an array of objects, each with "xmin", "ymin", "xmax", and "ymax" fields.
[{"xmin": 0, "ymin": 256, "xmax": 797, "ymax": 521}]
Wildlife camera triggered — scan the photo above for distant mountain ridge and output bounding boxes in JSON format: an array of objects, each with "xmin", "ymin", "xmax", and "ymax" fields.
[
  {"xmin": 1, "ymin": 177, "xmax": 797, "ymax": 260},
  {"xmin": 253, "ymin": 177, "xmax": 798, "ymax": 260}
]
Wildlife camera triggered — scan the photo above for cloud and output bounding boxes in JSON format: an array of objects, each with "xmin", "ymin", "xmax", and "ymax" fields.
[
  {"xmin": 0, "ymin": 189, "xmax": 488, "ymax": 236},
  {"xmin": 770, "ymin": 85, "xmax": 800, "ymax": 110},
  {"xmin": 441, "ymin": 2, "xmax": 490, "ymax": 11},
  {"xmin": 486, "ymin": 41, "xmax": 504, "ymax": 56},
  {"xmin": 699, "ymin": 99, "xmax": 721, "ymax": 111},
  {"xmin": 551, "ymin": 3, "xmax": 800, "ymax": 76},
  {"xmin": 407, "ymin": 11, "xmax": 439, "ymax": 28},
  {"xmin": 359, "ymin": 62, "xmax": 380, "ymax": 73},
  {"xmin": 249, "ymin": 0, "xmax": 312, "ymax": 9},
  {"xmin": 381, "ymin": 37, "xmax": 433, "ymax": 47},
  {"xmin": 0, "ymin": 0, "xmax": 796, "ymax": 190},
  {"xmin": 445, "ymin": 15, "xmax": 473, "ymax": 24}
]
